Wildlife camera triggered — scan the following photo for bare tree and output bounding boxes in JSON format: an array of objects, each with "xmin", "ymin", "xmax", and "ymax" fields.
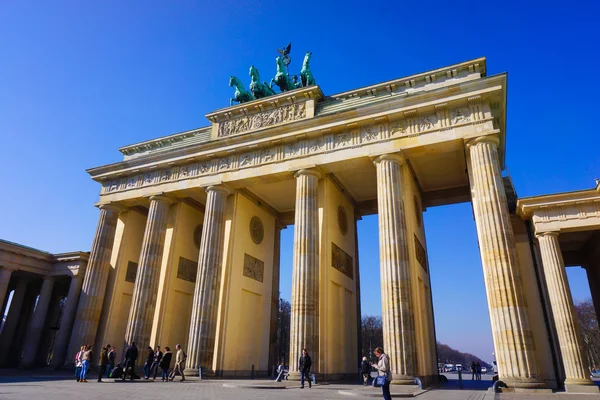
[
  {"xmin": 361, "ymin": 315, "xmax": 383, "ymax": 362},
  {"xmin": 574, "ymin": 299, "xmax": 600, "ymax": 370},
  {"xmin": 276, "ymin": 298, "xmax": 291, "ymax": 366}
]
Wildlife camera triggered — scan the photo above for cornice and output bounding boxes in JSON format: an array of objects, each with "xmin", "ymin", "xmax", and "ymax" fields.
[
  {"xmin": 119, "ymin": 127, "xmax": 211, "ymax": 156},
  {"xmin": 87, "ymin": 73, "xmax": 506, "ymax": 182},
  {"xmin": 517, "ymin": 187, "xmax": 600, "ymax": 218}
]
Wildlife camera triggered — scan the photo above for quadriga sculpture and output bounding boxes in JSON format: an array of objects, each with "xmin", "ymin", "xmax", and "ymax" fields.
[
  {"xmin": 229, "ymin": 76, "xmax": 253, "ymax": 106},
  {"xmin": 249, "ymin": 66, "xmax": 275, "ymax": 99}
]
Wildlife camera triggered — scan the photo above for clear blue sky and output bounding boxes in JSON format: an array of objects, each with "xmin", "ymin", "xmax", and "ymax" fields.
[{"xmin": 1, "ymin": 1, "xmax": 598, "ymax": 362}]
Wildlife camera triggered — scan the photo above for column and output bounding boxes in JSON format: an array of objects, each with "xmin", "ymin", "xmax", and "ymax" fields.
[
  {"xmin": 185, "ymin": 185, "xmax": 230, "ymax": 375},
  {"xmin": 20, "ymin": 276, "xmax": 56, "ymax": 367},
  {"xmin": 466, "ymin": 135, "xmax": 543, "ymax": 388},
  {"xmin": 124, "ymin": 195, "xmax": 172, "ymax": 353},
  {"xmin": 288, "ymin": 169, "xmax": 321, "ymax": 379},
  {"xmin": 537, "ymin": 232, "xmax": 597, "ymax": 392},
  {"xmin": 0, "ymin": 267, "xmax": 14, "ymax": 316},
  {"xmin": 584, "ymin": 265, "xmax": 600, "ymax": 330},
  {"xmin": 0, "ymin": 278, "xmax": 29, "ymax": 365},
  {"xmin": 268, "ymin": 222, "xmax": 284, "ymax": 373},
  {"xmin": 50, "ymin": 273, "xmax": 84, "ymax": 368},
  {"xmin": 68, "ymin": 204, "xmax": 122, "ymax": 358},
  {"xmin": 373, "ymin": 154, "xmax": 415, "ymax": 384}
]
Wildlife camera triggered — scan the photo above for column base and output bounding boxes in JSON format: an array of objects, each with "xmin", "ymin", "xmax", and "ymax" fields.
[
  {"xmin": 287, "ymin": 371, "xmax": 301, "ymax": 381},
  {"xmin": 501, "ymin": 376, "xmax": 546, "ymax": 389},
  {"xmin": 390, "ymin": 374, "xmax": 417, "ymax": 385},
  {"xmin": 565, "ymin": 383, "xmax": 599, "ymax": 393},
  {"xmin": 183, "ymin": 367, "xmax": 216, "ymax": 377}
]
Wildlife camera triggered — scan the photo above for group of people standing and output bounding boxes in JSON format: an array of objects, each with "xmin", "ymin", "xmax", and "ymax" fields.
[
  {"xmin": 470, "ymin": 361, "xmax": 483, "ymax": 380},
  {"xmin": 73, "ymin": 341, "xmax": 186, "ymax": 383}
]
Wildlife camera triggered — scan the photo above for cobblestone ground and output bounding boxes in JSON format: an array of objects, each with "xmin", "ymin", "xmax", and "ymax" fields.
[{"xmin": 0, "ymin": 371, "xmax": 598, "ymax": 400}]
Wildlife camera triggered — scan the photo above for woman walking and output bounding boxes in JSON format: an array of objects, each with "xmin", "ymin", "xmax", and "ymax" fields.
[
  {"xmin": 159, "ymin": 347, "xmax": 173, "ymax": 382},
  {"xmin": 372, "ymin": 347, "xmax": 392, "ymax": 400}
]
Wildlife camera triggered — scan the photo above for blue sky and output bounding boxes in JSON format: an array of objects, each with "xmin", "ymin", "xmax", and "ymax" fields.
[{"xmin": 1, "ymin": 1, "xmax": 598, "ymax": 362}]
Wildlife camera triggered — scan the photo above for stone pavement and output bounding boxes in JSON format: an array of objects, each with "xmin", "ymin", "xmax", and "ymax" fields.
[{"xmin": 0, "ymin": 370, "xmax": 598, "ymax": 400}]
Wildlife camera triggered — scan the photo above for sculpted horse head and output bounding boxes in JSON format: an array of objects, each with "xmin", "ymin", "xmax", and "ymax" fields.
[
  {"xmin": 249, "ymin": 65, "xmax": 260, "ymax": 83},
  {"xmin": 229, "ymin": 76, "xmax": 242, "ymax": 89},
  {"xmin": 303, "ymin": 51, "xmax": 312, "ymax": 68}
]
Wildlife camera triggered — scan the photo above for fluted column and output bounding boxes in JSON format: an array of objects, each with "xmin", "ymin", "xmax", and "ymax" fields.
[
  {"xmin": 288, "ymin": 169, "xmax": 321, "ymax": 379},
  {"xmin": 0, "ymin": 267, "xmax": 14, "ymax": 316},
  {"xmin": 50, "ymin": 273, "xmax": 84, "ymax": 368},
  {"xmin": 466, "ymin": 135, "xmax": 543, "ymax": 388},
  {"xmin": 584, "ymin": 265, "xmax": 600, "ymax": 330},
  {"xmin": 21, "ymin": 276, "xmax": 56, "ymax": 367},
  {"xmin": 268, "ymin": 222, "xmax": 284, "ymax": 372},
  {"xmin": 537, "ymin": 232, "xmax": 597, "ymax": 391},
  {"xmin": 0, "ymin": 278, "xmax": 29, "ymax": 365},
  {"xmin": 124, "ymin": 195, "xmax": 173, "ymax": 354},
  {"xmin": 185, "ymin": 185, "xmax": 231, "ymax": 375},
  {"xmin": 373, "ymin": 154, "xmax": 415, "ymax": 384},
  {"xmin": 68, "ymin": 204, "xmax": 122, "ymax": 358}
]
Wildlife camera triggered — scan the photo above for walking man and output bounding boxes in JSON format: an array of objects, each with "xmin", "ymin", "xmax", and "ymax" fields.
[
  {"xmin": 150, "ymin": 346, "xmax": 163, "ymax": 380},
  {"xmin": 169, "ymin": 344, "xmax": 186, "ymax": 382},
  {"xmin": 143, "ymin": 346, "xmax": 153, "ymax": 379},
  {"xmin": 299, "ymin": 348, "xmax": 312, "ymax": 389},
  {"xmin": 107, "ymin": 346, "xmax": 116, "ymax": 377},
  {"xmin": 122, "ymin": 341, "xmax": 138, "ymax": 381},
  {"xmin": 97, "ymin": 344, "xmax": 110, "ymax": 382},
  {"xmin": 361, "ymin": 356, "xmax": 372, "ymax": 385}
]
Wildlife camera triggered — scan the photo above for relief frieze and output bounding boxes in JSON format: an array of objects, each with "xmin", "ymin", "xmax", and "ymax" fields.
[
  {"xmin": 218, "ymin": 103, "xmax": 306, "ymax": 138},
  {"xmin": 331, "ymin": 242, "xmax": 353, "ymax": 280},
  {"xmin": 243, "ymin": 253, "xmax": 264, "ymax": 283}
]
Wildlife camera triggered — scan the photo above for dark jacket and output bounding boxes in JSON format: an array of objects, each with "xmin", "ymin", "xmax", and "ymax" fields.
[
  {"xmin": 125, "ymin": 344, "xmax": 138, "ymax": 362},
  {"xmin": 153, "ymin": 350, "xmax": 163, "ymax": 364},
  {"xmin": 361, "ymin": 360, "xmax": 371, "ymax": 374},
  {"xmin": 159, "ymin": 351, "xmax": 172, "ymax": 369},
  {"xmin": 99, "ymin": 347, "xmax": 109, "ymax": 366},
  {"xmin": 299, "ymin": 354, "xmax": 312, "ymax": 372},
  {"xmin": 108, "ymin": 349, "xmax": 116, "ymax": 364},
  {"xmin": 145, "ymin": 348, "xmax": 154, "ymax": 364}
]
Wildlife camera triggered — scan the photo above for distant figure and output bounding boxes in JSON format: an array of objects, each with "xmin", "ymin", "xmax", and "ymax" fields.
[
  {"xmin": 143, "ymin": 346, "xmax": 154, "ymax": 379},
  {"xmin": 74, "ymin": 345, "xmax": 84, "ymax": 382},
  {"xmin": 169, "ymin": 344, "xmax": 186, "ymax": 382},
  {"xmin": 471, "ymin": 362, "xmax": 476, "ymax": 380},
  {"xmin": 97, "ymin": 344, "xmax": 110, "ymax": 382},
  {"xmin": 150, "ymin": 346, "xmax": 163, "ymax": 380},
  {"xmin": 361, "ymin": 356, "xmax": 372, "ymax": 386},
  {"xmin": 160, "ymin": 347, "xmax": 173, "ymax": 382},
  {"xmin": 79, "ymin": 345, "xmax": 92, "ymax": 383},
  {"xmin": 276, "ymin": 362, "xmax": 285, "ymax": 382},
  {"xmin": 299, "ymin": 348, "xmax": 312, "ymax": 389},
  {"xmin": 122, "ymin": 341, "xmax": 138, "ymax": 381},
  {"xmin": 107, "ymin": 346, "xmax": 116, "ymax": 377},
  {"xmin": 475, "ymin": 362, "xmax": 482, "ymax": 380},
  {"xmin": 372, "ymin": 347, "xmax": 392, "ymax": 400}
]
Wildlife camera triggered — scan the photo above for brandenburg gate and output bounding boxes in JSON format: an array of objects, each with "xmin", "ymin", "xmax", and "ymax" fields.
[{"xmin": 1, "ymin": 57, "xmax": 597, "ymax": 393}]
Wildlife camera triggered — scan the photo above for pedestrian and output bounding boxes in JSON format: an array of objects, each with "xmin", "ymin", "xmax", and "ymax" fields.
[
  {"xmin": 299, "ymin": 348, "xmax": 312, "ymax": 389},
  {"xmin": 159, "ymin": 347, "xmax": 173, "ymax": 382},
  {"xmin": 122, "ymin": 341, "xmax": 138, "ymax": 381},
  {"xmin": 276, "ymin": 362, "xmax": 285, "ymax": 382},
  {"xmin": 80, "ymin": 345, "xmax": 93, "ymax": 383},
  {"xmin": 371, "ymin": 347, "xmax": 392, "ymax": 400},
  {"xmin": 361, "ymin": 356, "xmax": 372, "ymax": 386},
  {"xmin": 143, "ymin": 346, "xmax": 153, "ymax": 379},
  {"xmin": 97, "ymin": 344, "xmax": 110, "ymax": 382},
  {"xmin": 475, "ymin": 362, "xmax": 481, "ymax": 380},
  {"xmin": 107, "ymin": 346, "xmax": 116, "ymax": 378},
  {"xmin": 471, "ymin": 361, "xmax": 476, "ymax": 380},
  {"xmin": 74, "ymin": 345, "xmax": 84, "ymax": 382},
  {"xmin": 150, "ymin": 346, "xmax": 163, "ymax": 380},
  {"xmin": 169, "ymin": 344, "xmax": 186, "ymax": 382}
]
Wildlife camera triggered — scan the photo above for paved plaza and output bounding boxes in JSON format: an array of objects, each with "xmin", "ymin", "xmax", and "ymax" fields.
[{"xmin": 0, "ymin": 371, "xmax": 598, "ymax": 400}]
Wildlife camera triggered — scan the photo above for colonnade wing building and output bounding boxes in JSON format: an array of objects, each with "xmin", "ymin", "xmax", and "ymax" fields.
[{"xmin": 1, "ymin": 57, "xmax": 598, "ymax": 393}]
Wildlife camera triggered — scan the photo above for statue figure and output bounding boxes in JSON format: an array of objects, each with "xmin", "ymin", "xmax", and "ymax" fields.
[
  {"xmin": 249, "ymin": 66, "xmax": 275, "ymax": 99},
  {"xmin": 229, "ymin": 76, "xmax": 252, "ymax": 106},
  {"xmin": 300, "ymin": 51, "xmax": 315, "ymax": 87},
  {"xmin": 270, "ymin": 56, "xmax": 298, "ymax": 93}
]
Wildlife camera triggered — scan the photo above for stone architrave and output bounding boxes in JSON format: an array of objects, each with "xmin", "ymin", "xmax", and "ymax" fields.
[
  {"xmin": 288, "ymin": 169, "xmax": 321, "ymax": 380},
  {"xmin": 373, "ymin": 154, "xmax": 416, "ymax": 384},
  {"xmin": 466, "ymin": 135, "xmax": 543, "ymax": 388},
  {"xmin": 0, "ymin": 278, "xmax": 29, "ymax": 366},
  {"xmin": 21, "ymin": 276, "xmax": 56, "ymax": 367},
  {"xmin": 185, "ymin": 185, "xmax": 231, "ymax": 375},
  {"xmin": 68, "ymin": 204, "xmax": 122, "ymax": 359},
  {"xmin": 0, "ymin": 267, "xmax": 14, "ymax": 316},
  {"xmin": 536, "ymin": 232, "xmax": 598, "ymax": 392},
  {"xmin": 50, "ymin": 274, "xmax": 84, "ymax": 368},
  {"xmin": 124, "ymin": 195, "xmax": 173, "ymax": 353}
]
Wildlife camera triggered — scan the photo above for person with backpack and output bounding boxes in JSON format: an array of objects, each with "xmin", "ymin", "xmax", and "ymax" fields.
[
  {"xmin": 122, "ymin": 341, "xmax": 138, "ymax": 381},
  {"xmin": 361, "ymin": 356, "xmax": 372, "ymax": 385},
  {"xmin": 97, "ymin": 344, "xmax": 110, "ymax": 382},
  {"xmin": 74, "ymin": 345, "xmax": 84, "ymax": 382},
  {"xmin": 159, "ymin": 347, "xmax": 173, "ymax": 382},
  {"xmin": 169, "ymin": 344, "xmax": 186, "ymax": 382},
  {"xmin": 107, "ymin": 346, "xmax": 116, "ymax": 377},
  {"xmin": 299, "ymin": 348, "xmax": 312, "ymax": 389}
]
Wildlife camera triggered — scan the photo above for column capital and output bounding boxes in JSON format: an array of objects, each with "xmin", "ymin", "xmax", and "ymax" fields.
[
  {"xmin": 148, "ymin": 194, "xmax": 175, "ymax": 206},
  {"xmin": 465, "ymin": 134, "xmax": 500, "ymax": 149},
  {"xmin": 98, "ymin": 202, "xmax": 126, "ymax": 213},
  {"xmin": 205, "ymin": 184, "xmax": 232, "ymax": 196},
  {"xmin": 293, "ymin": 168, "xmax": 322, "ymax": 180},
  {"xmin": 372, "ymin": 153, "xmax": 405, "ymax": 166},
  {"xmin": 535, "ymin": 230, "xmax": 560, "ymax": 239}
]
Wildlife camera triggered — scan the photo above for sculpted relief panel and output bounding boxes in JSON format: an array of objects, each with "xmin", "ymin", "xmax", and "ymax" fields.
[{"xmin": 102, "ymin": 104, "xmax": 492, "ymax": 196}]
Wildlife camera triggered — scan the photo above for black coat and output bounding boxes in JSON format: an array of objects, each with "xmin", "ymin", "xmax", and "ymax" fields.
[
  {"xmin": 159, "ymin": 352, "xmax": 172, "ymax": 369},
  {"xmin": 145, "ymin": 349, "xmax": 154, "ymax": 364},
  {"xmin": 153, "ymin": 351, "xmax": 163, "ymax": 363},
  {"xmin": 361, "ymin": 360, "xmax": 371, "ymax": 374},
  {"xmin": 125, "ymin": 344, "xmax": 138, "ymax": 362},
  {"xmin": 299, "ymin": 354, "xmax": 312, "ymax": 372}
]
